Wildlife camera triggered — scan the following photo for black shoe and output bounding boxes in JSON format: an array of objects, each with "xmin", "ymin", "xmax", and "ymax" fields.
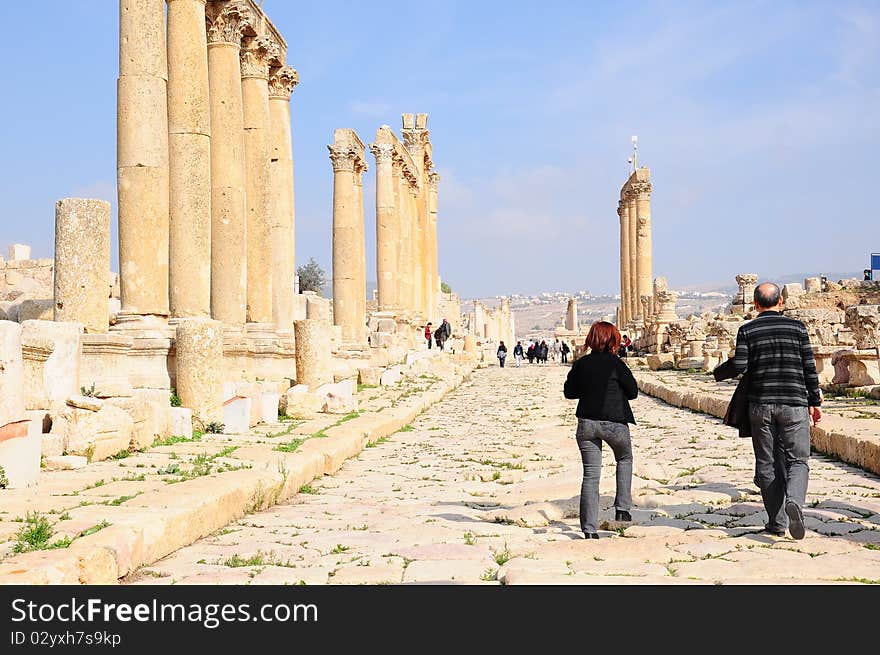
[
  {"xmin": 615, "ymin": 510, "xmax": 632, "ymax": 523},
  {"xmin": 760, "ymin": 525, "xmax": 786, "ymax": 537},
  {"xmin": 785, "ymin": 501, "xmax": 805, "ymax": 540},
  {"xmin": 583, "ymin": 532, "xmax": 599, "ymax": 539}
]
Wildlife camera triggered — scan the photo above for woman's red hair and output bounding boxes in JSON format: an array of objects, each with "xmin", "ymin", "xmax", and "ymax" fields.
[{"xmin": 585, "ymin": 321, "xmax": 621, "ymax": 354}]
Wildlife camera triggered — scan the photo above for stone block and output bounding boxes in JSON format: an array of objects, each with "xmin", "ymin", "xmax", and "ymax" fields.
[
  {"xmin": 17, "ymin": 299, "xmax": 54, "ymax": 322},
  {"xmin": 255, "ymin": 393, "xmax": 280, "ymax": 425},
  {"xmin": 357, "ymin": 367, "xmax": 383, "ymax": 387},
  {"xmin": 279, "ymin": 385, "xmax": 324, "ymax": 419},
  {"xmin": 56, "ymin": 404, "xmax": 134, "ymax": 462},
  {"xmin": 782, "ymin": 283, "xmax": 805, "ymax": 301},
  {"xmin": 43, "ymin": 455, "xmax": 88, "ymax": 471},
  {"xmin": 106, "ymin": 389, "xmax": 172, "ymax": 450},
  {"xmin": 371, "ymin": 331, "xmax": 396, "ymax": 348},
  {"xmin": 222, "ymin": 397, "xmax": 251, "ymax": 434},
  {"xmin": 647, "ymin": 353, "xmax": 675, "ymax": 371},
  {"xmin": 67, "ymin": 395, "xmax": 103, "ymax": 411},
  {"xmin": 804, "ymin": 277, "xmax": 822, "ymax": 293},
  {"xmin": 0, "ymin": 419, "xmax": 41, "ymax": 488},
  {"xmin": 41, "ymin": 433, "xmax": 64, "ymax": 457},
  {"xmin": 380, "ymin": 367, "xmax": 404, "ymax": 386},
  {"xmin": 21, "ymin": 320, "xmax": 82, "ymax": 412},
  {"xmin": 170, "ymin": 407, "xmax": 192, "ymax": 437},
  {"xmin": 7, "ymin": 244, "xmax": 31, "ymax": 261},
  {"xmin": 0, "ymin": 321, "xmax": 25, "ymax": 427},
  {"xmin": 845, "ymin": 305, "xmax": 880, "ymax": 350},
  {"xmin": 80, "ymin": 332, "xmax": 134, "ymax": 398},
  {"xmin": 375, "ymin": 318, "xmax": 397, "ymax": 333}
]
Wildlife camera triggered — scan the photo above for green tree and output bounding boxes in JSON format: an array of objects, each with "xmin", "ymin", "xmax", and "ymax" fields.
[
  {"xmin": 297, "ymin": 257, "xmax": 326, "ymax": 295},
  {"xmin": 440, "ymin": 281, "xmax": 452, "ymax": 294}
]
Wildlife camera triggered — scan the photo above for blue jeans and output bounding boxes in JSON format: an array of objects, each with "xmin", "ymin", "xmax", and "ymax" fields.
[
  {"xmin": 748, "ymin": 404, "xmax": 811, "ymax": 532},
  {"xmin": 576, "ymin": 418, "xmax": 633, "ymax": 533}
]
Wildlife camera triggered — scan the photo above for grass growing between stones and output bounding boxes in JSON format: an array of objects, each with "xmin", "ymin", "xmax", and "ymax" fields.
[
  {"xmin": 11, "ymin": 513, "xmax": 110, "ymax": 554},
  {"xmin": 152, "ymin": 433, "xmax": 203, "ymax": 448},
  {"xmin": 298, "ymin": 484, "xmax": 318, "ymax": 495}
]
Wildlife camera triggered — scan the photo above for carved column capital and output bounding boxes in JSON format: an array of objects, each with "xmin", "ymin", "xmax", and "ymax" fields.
[
  {"xmin": 240, "ymin": 35, "xmax": 277, "ymax": 79},
  {"xmin": 402, "ymin": 130, "xmax": 430, "ymax": 156},
  {"xmin": 206, "ymin": 1, "xmax": 252, "ymax": 46},
  {"xmin": 428, "ymin": 171, "xmax": 440, "ymax": 193},
  {"xmin": 268, "ymin": 66, "xmax": 299, "ymax": 99},
  {"xmin": 369, "ymin": 143, "xmax": 394, "ymax": 164},
  {"xmin": 631, "ymin": 181, "xmax": 652, "ymax": 199},
  {"xmin": 328, "ymin": 145, "xmax": 358, "ymax": 173}
]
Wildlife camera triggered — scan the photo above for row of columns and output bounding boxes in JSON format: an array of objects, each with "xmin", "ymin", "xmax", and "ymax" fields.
[
  {"xmin": 617, "ymin": 167, "xmax": 653, "ymax": 326},
  {"xmin": 117, "ymin": 0, "xmax": 298, "ymax": 330}
]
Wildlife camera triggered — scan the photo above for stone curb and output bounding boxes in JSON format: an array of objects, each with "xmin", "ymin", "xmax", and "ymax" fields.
[
  {"xmin": 634, "ymin": 372, "xmax": 880, "ymax": 477},
  {"xmin": 0, "ymin": 367, "xmax": 473, "ymax": 584}
]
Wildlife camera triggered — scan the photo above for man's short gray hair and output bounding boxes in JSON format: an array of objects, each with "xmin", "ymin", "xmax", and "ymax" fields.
[{"xmin": 754, "ymin": 282, "xmax": 782, "ymax": 309}]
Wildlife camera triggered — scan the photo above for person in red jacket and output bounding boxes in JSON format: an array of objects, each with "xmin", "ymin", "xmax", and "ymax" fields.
[{"xmin": 424, "ymin": 322, "xmax": 433, "ymax": 349}]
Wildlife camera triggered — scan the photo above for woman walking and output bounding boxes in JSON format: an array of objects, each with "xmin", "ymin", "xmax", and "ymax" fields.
[
  {"xmin": 497, "ymin": 341, "xmax": 508, "ymax": 368},
  {"xmin": 424, "ymin": 322, "xmax": 433, "ymax": 349},
  {"xmin": 563, "ymin": 321, "xmax": 638, "ymax": 539},
  {"xmin": 513, "ymin": 341, "xmax": 524, "ymax": 367}
]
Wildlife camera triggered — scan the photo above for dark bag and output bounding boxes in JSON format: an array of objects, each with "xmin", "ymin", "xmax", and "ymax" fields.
[{"xmin": 713, "ymin": 358, "xmax": 751, "ymax": 438}]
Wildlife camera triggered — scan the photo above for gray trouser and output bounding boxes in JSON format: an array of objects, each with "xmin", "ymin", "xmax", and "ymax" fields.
[
  {"xmin": 575, "ymin": 418, "xmax": 633, "ymax": 533},
  {"xmin": 748, "ymin": 403, "xmax": 811, "ymax": 532}
]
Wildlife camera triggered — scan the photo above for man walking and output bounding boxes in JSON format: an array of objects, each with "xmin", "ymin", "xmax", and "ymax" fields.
[{"xmin": 732, "ymin": 282, "xmax": 822, "ymax": 540}]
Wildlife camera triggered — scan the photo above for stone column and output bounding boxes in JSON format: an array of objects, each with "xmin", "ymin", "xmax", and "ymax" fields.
[
  {"xmin": 355, "ymin": 166, "xmax": 367, "ymax": 326},
  {"xmin": 391, "ymin": 163, "xmax": 405, "ymax": 310},
  {"xmin": 397, "ymin": 173, "xmax": 413, "ymax": 312},
  {"xmin": 207, "ymin": 2, "xmax": 250, "ymax": 324},
  {"xmin": 174, "ymin": 317, "xmax": 223, "ymax": 423},
  {"xmin": 626, "ymin": 194, "xmax": 639, "ymax": 321},
  {"xmin": 294, "ymin": 319, "xmax": 332, "ymax": 388},
  {"xmin": 428, "ymin": 172, "xmax": 440, "ymax": 318},
  {"xmin": 566, "ymin": 298, "xmax": 579, "ymax": 332},
  {"xmin": 268, "ymin": 67, "xmax": 299, "ymax": 331},
  {"xmin": 241, "ymin": 35, "xmax": 276, "ymax": 324},
  {"xmin": 634, "ymin": 178, "xmax": 653, "ymax": 306},
  {"xmin": 732, "ymin": 273, "xmax": 759, "ymax": 313},
  {"xmin": 329, "ymin": 130, "xmax": 367, "ymax": 343},
  {"xmin": 167, "ymin": 0, "xmax": 211, "ymax": 318},
  {"xmin": 117, "ymin": 0, "xmax": 169, "ymax": 316},
  {"xmin": 618, "ymin": 201, "xmax": 630, "ymax": 325},
  {"xmin": 54, "ymin": 199, "xmax": 111, "ymax": 333},
  {"xmin": 409, "ymin": 187, "xmax": 421, "ymax": 314},
  {"xmin": 370, "ymin": 141, "xmax": 396, "ymax": 311}
]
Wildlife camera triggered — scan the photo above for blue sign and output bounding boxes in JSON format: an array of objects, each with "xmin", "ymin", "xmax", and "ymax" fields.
[{"xmin": 873, "ymin": 253, "xmax": 880, "ymax": 271}]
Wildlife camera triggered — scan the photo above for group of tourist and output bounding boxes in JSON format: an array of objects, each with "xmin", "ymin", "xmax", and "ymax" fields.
[
  {"xmin": 564, "ymin": 281, "xmax": 822, "ymax": 541},
  {"xmin": 497, "ymin": 339, "xmax": 572, "ymax": 367},
  {"xmin": 423, "ymin": 319, "xmax": 452, "ymax": 351}
]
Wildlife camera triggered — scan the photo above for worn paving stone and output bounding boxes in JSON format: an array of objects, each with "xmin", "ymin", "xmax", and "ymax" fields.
[{"xmin": 130, "ymin": 365, "xmax": 880, "ymax": 585}]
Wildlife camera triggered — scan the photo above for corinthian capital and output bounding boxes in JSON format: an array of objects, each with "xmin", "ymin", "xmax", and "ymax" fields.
[
  {"xmin": 268, "ymin": 66, "xmax": 299, "ymax": 99},
  {"xmin": 328, "ymin": 145, "xmax": 358, "ymax": 173},
  {"xmin": 631, "ymin": 181, "xmax": 652, "ymax": 199},
  {"xmin": 240, "ymin": 35, "xmax": 277, "ymax": 79},
  {"xmin": 402, "ymin": 129, "xmax": 430, "ymax": 155},
  {"xmin": 206, "ymin": 1, "xmax": 252, "ymax": 46},
  {"xmin": 428, "ymin": 171, "xmax": 440, "ymax": 193},
  {"xmin": 369, "ymin": 143, "xmax": 394, "ymax": 164}
]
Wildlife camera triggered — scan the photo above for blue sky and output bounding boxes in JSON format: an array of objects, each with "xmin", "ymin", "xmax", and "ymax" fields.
[{"xmin": 1, "ymin": 0, "xmax": 878, "ymax": 298}]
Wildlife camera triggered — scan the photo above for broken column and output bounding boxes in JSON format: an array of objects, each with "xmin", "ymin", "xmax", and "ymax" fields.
[
  {"xmin": 53, "ymin": 198, "xmax": 111, "ymax": 332},
  {"xmin": 731, "ymin": 273, "xmax": 759, "ymax": 314},
  {"xmin": 117, "ymin": 0, "xmax": 170, "ymax": 317},
  {"xmin": 294, "ymin": 319, "xmax": 332, "ymax": 388},
  {"xmin": 175, "ymin": 317, "xmax": 224, "ymax": 424},
  {"xmin": 565, "ymin": 298, "xmax": 579, "ymax": 332}
]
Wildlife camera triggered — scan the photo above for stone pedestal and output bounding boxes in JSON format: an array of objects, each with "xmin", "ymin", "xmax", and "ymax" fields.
[
  {"xmin": 53, "ymin": 198, "xmax": 111, "ymax": 332},
  {"xmin": 21, "ymin": 320, "xmax": 83, "ymax": 413},
  {"xmin": 117, "ymin": 0, "xmax": 170, "ymax": 316},
  {"xmin": 167, "ymin": 0, "xmax": 212, "ymax": 318},
  {"xmin": 0, "ymin": 324, "xmax": 28, "ymax": 482},
  {"xmin": 294, "ymin": 319, "xmax": 333, "ymax": 389},
  {"xmin": 81, "ymin": 333, "xmax": 135, "ymax": 398},
  {"xmin": 175, "ymin": 317, "xmax": 224, "ymax": 424}
]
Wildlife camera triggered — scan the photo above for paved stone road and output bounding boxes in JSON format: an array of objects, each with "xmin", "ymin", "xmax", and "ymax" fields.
[{"xmin": 131, "ymin": 364, "xmax": 880, "ymax": 585}]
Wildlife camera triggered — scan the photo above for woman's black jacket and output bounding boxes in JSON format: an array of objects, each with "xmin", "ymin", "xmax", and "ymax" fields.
[{"xmin": 563, "ymin": 351, "xmax": 638, "ymax": 424}]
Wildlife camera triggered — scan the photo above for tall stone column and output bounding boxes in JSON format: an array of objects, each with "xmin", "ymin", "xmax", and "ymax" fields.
[
  {"xmin": 409, "ymin": 187, "xmax": 421, "ymax": 315},
  {"xmin": 566, "ymin": 298, "xmax": 579, "ymax": 332},
  {"xmin": 241, "ymin": 35, "xmax": 275, "ymax": 324},
  {"xmin": 206, "ymin": 2, "xmax": 250, "ymax": 324},
  {"xmin": 626, "ymin": 194, "xmax": 639, "ymax": 321},
  {"xmin": 392, "ymin": 163, "xmax": 405, "ymax": 310},
  {"xmin": 634, "ymin": 178, "xmax": 653, "ymax": 306},
  {"xmin": 370, "ymin": 141, "xmax": 396, "ymax": 311},
  {"xmin": 428, "ymin": 172, "xmax": 440, "ymax": 317},
  {"xmin": 167, "ymin": 0, "xmax": 211, "ymax": 318},
  {"xmin": 397, "ymin": 172, "xmax": 413, "ymax": 312},
  {"xmin": 329, "ymin": 130, "xmax": 367, "ymax": 343},
  {"xmin": 54, "ymin": 199, "xmax": 111, "ymax": 333},
  {"xmin": 268, "ymin": 66, "xmax": 299, "ymax": 331},
  {"xmin": 618, "ymin": 201, "xmax": 631, "ymax": 325},
  {"xmin": 117, "ymin": 0, "xmax": 169, "ymax": 316},
  {"xmin": 355, "ymin": 167, "xmax": 367, "ymax": 324}
]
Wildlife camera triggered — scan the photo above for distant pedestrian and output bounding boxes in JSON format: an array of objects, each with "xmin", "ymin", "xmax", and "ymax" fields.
[
  {"xmin": 730, "ymin": 282, "xmax": 822, "ymax": 540},
  {"xmin": 527, "ymin": 342, "xmax": 536, "ymax": 364},
  {"xmin": 564, "ymin": 321, "xmax": 638, "ymax": 539},
  {"xmin": 539, "ymin": 340, "xmax": 549, "ymax": 363},
  {"xmin": 513, "ymin": 341, "xmax": 525, "ymax": 367},
  {"xmin": 424, "ymin": 322, "xmax": 433, "ymax": 350},
  {"xmin": 552, "ymin": 339, "xmax": 561, "ymax": 363},
  {"xmin": 561, "ymin": 341, "xmax": 571, "ymax": 364},
  {"xmin": 435, "ymin": 318, "xmax": 452, "ymax": 351},
  {"xmin": 497, "ymin": 341, "xmax": 508, "ymax": 368}
]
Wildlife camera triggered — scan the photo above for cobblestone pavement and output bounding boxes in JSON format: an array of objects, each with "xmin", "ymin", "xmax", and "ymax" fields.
[{"xmin": 130, "ymin": 364, "xmax": 880, "ymax": 585}]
